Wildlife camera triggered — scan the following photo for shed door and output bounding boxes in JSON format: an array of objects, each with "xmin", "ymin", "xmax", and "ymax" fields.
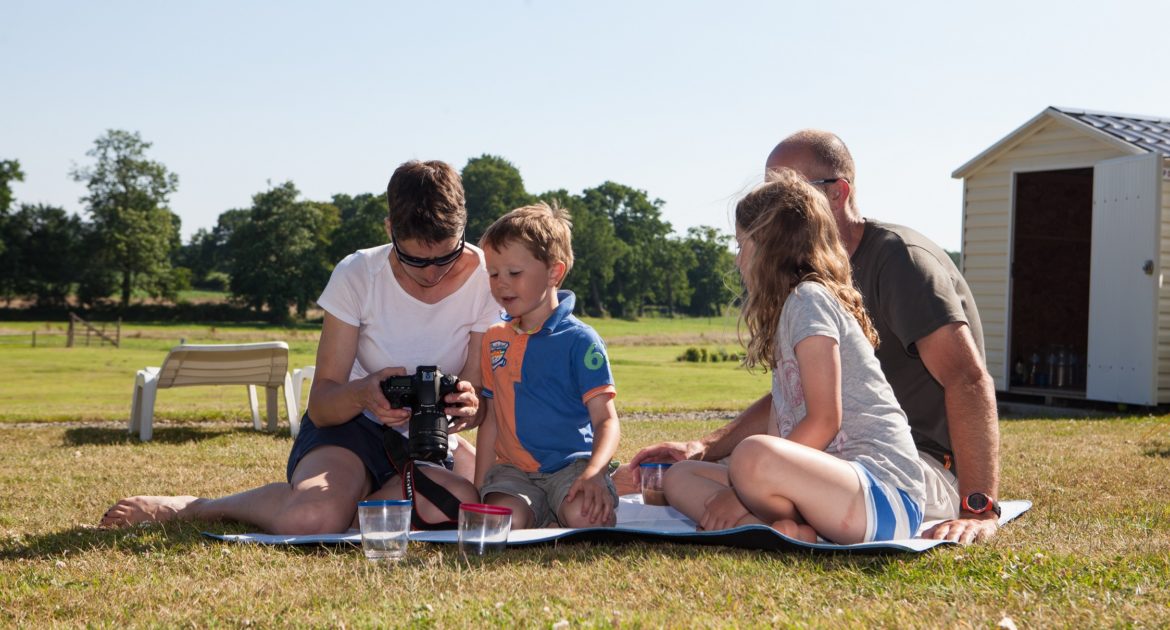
[{"xmin": 1086, "ymin": 153, "xmax": 1161, "ymax": 405}]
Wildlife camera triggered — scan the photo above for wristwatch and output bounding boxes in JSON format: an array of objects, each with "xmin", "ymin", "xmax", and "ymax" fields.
[{"xmin": 961, "ymin": 492, "xmax": 1001, "ymax": 518}]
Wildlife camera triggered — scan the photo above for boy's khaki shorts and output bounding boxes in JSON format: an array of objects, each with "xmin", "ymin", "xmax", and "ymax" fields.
[{"xmin": 481, "ymin": 459, "xmax": 619, "ymax": 528}]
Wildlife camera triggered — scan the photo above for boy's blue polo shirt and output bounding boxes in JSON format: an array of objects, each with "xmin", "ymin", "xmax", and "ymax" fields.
[{"xmin": 480, "ymin": 290, "xmax": 616, "ymax": 473}]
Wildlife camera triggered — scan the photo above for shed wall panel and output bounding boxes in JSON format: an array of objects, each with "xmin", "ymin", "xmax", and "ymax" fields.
[
  {"xmin": 999, "ymin": 136, "xmax": 1126, "ymax": 161},
  {"xmin": 964, "ymin": 187, "xmax": 1012, "ymax": 204},
  {"xmin": 962, "ymin": 200, "xmax": 1009, "ymax": 217},
  {"xmin": 963, "ymin": 267, "xmax": 1006, "ymax": 283},
  {"xmin": 964, "ymin": 212, "xmax": 1011, "ymax": 229},
  {"xmin": 974, "ymin": 150, "xmax": 1131, "ymax": 176},
  {"xmin": 963, "ymin": 240, "xmax": 1010, "ymax": 256}
]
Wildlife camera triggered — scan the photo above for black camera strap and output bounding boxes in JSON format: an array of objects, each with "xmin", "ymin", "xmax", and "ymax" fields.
[{"xmin": 382, "ymin": 428, "xmax": 461, "ymax": 529}]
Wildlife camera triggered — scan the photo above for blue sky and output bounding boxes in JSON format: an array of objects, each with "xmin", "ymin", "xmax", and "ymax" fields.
[{"xmin": 2, "ymin": 0, "xmax": 1166, "ymax": 250}]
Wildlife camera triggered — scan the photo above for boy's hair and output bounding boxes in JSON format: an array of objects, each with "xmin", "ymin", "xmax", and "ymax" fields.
[
  {"xmin": 386, "ymin": 160, "xmax": 466, "ymax": 243},
  {"xmin": 735, "ymin": 167, "xmax": 878, "ymax": 370},
  {"xmin": 479, "ymin": 201, "xmax": 574, "ymax": 284}
]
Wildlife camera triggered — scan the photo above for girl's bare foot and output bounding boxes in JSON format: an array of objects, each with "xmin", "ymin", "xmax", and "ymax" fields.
[
  {"xmin": 772, "ymin": 518, "xmax": 818, "ymax": 543},
  {"xmin": 99, "ymin": 496, "xmax": 206, "ymax": 528}
]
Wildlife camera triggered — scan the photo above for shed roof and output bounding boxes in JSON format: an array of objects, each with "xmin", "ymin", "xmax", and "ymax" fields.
[
  {"xmin": 1059, "ymin": 107, "xmax": 1170, "ymax": 154},
  {"xmin": 952, "ymin": 106, "xmax": 1170, "ymax": 179}
]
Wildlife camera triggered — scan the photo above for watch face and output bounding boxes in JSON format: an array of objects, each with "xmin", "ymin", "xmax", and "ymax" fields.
[{"xmin": 966, "ymin": 493, "xmax": 990, "ymax": 512}]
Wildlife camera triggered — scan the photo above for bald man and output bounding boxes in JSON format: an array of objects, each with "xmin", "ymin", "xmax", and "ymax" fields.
[{"xmin": 628, "ymin": 130, "xmax": 1000, "ymax": 544}]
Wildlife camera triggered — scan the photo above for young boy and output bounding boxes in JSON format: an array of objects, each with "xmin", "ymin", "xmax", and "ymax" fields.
[{"xmin": 475, "ymin": 202, "xmax": 621, "ymax": 529}]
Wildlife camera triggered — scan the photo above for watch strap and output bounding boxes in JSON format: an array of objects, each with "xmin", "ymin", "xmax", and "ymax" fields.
[{"xmin": 962, "ymin": 492, "xmax": 1001, "ymax": 518}]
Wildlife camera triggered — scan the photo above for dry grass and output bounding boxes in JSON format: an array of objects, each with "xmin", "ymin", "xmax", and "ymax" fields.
[{"xmin": 3, "ymin": 416, "xmax": 1170, "ymax": 627}]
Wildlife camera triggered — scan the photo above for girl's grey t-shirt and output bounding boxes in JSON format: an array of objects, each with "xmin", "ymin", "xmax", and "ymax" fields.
[{"xmin": 770, "ymin": 282, "xmax": 926, "ymax": 502}]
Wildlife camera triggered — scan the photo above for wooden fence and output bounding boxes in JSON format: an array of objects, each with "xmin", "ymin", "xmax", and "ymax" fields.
[{"xmin": 66, "ymin": 312, "xmax": 120, "ymax": 348}]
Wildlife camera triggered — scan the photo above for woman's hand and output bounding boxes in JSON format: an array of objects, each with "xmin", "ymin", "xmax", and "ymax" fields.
[
  {"xmin": 699, "ymin": 487, "xmax": 750, "ymax": 531},
  {"xmin": 445, "ymin": 379, "xmax": 482, "ymax": 433},
  {"xmin": 362, "ymin": 367, "xmax": 412, "ymax": 427}
]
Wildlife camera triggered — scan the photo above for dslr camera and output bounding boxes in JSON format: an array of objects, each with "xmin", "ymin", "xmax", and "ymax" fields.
[{"xmin": 380, "ymin": 365, "xmax": 460, "ymax": 462}]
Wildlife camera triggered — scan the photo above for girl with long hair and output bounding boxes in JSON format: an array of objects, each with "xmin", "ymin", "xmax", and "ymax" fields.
[{"xmin": 662, "ymin": 168, "xmax": 926, "ymax": 543}]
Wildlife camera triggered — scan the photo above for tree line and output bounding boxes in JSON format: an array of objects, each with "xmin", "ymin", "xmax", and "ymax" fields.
[{"xmin": 1, "ymin": 130, "xmax": 738, "ymax": 322}]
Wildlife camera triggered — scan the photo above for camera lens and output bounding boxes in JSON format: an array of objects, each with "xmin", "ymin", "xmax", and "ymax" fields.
[{"xmin": 408, "ymin": 410, "xmax": 449, "ymax": 462}]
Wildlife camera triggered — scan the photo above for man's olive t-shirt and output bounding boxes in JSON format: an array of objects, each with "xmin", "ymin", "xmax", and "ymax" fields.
[{"xmin": 850, "ymin": 220, "xmax": 985, "ymax": 466}]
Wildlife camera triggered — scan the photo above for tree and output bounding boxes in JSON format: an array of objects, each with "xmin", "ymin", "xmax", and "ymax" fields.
[
  {"xmin": 654, "ymin": 237, "xmax": 696, "ymax": 316},
  {"xmin": 177, "ymin": 228, "xmax": 219, "ymax": 288},
  {"xmin": 74, "ymin": 223, "xmax": 118, "ymax": 306},
  {"xmin": 582, "ymin": 182, "xmax": 673, "ymax": 317},
  {"xmin": 683, "ymin": 226, "xmax": 737, "ymax": 316},
  {"xmin": 227, "ymin": 182, "xmax": 338, "ymax": 322},
  {"xmin": 0, "ymin": 159, "xmax": 25, "ymax": 297},
  {"xmin": 70, "ymin": 130, "xmax": 181, "ymax": 308},
  {"xmin": 537, "ymin": 189, "xmax": 626, "ymax": 317},
  {"xmin": 0, "ymin": 159, "xmax": 25, "ymax": 262},
  {"xmin": 328, "ymin": 192, "xmax": 388, "ymax": 262},
  {"xmin": 0, "ymin": 203, "xmax": 30, "ymax": 303},
  {"xmin": 177, "ymin": 208, "xmax": 251, "ymax": 290},
  {"xmin": 0, "ymin": 159, "xmax": 23, "ymax": 216},
  {"xmin": 0, "ymin": 204, "xmax": 83, "ymax": 306},
  {"xmin": 462, "ymin": 155, "xmax": 533, "ymax": 243}
]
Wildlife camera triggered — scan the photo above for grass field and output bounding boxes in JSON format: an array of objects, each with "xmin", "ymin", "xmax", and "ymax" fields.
[
  {"xmin": 2, "ymin": 417, "xmax": 1169, "ymax": 626},
  {"xmin": 0, "ymin": 317, "xmax": 767, "ymax": 423},
  {"xmin": 176, "ymin": 289, "xmax": 232, "ymax": 303},
  {"xmin": 2, "ymin": 317, "xmax": 1169, "ymax": 626}
]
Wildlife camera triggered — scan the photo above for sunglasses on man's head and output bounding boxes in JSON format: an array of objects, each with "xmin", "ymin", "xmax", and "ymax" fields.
[{"xmin": 392, "ymin": 231, "xmax": 465, "ymax": 268}]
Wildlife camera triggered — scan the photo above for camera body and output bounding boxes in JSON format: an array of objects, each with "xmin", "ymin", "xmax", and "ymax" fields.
[{"xmin": 380, "ymin": 365, "xmax": 459, "ymax": 462}]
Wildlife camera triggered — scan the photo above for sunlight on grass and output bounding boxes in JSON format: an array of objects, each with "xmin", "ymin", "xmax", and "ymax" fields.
[{"xmin": 1, "ymin": 418, "xmax": 1169, "ymax": 626}]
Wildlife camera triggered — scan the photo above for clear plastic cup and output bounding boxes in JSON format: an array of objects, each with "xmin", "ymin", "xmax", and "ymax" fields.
[
  {"xmin": 458, "ymin": 503, "xmax": 512, "ymax": 555},
  {"xmin": 640, "ymin": 462, "xmax": 671, "ymax": 506},
  {"xmin": 357, "ymin": 499, "xmax": 411, "ymax": 563}
]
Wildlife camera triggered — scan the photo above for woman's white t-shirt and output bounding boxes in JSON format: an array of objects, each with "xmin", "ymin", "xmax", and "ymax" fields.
[{"xmin": 316, "ymin": 243, "xmax": 501, "ymax": 423}]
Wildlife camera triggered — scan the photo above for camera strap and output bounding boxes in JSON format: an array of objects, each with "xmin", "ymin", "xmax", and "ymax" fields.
[{"xmin": 382, "ymin": 428, "xmax": 461, "ymax": 530}]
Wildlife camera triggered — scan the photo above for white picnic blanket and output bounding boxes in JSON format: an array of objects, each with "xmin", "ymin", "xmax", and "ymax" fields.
[{"xmin": 204, "ymin": 496, "xmax": 1032, "ymax": 554}]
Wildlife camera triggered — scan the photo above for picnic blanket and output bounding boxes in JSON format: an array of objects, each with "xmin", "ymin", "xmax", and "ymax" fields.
[{"xmin": 203, "ymin": 496, "xmax": 1031, "ymax": 554}]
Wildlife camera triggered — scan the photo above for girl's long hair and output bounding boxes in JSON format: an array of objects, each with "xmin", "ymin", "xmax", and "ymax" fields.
[{"xmin": 736, "ymin": 168, "xmax": 878, "ymax": 370}]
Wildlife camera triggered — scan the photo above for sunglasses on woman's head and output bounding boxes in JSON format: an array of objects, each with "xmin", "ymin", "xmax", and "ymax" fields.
[{"xmin": 392, "ymin": 231, "xmax": 465, "ymax": 268}]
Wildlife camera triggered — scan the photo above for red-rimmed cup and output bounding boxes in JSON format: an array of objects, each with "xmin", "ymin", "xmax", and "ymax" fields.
[{"xmin": 458, "ymin": 503, "xmax": 512, "ymax": 555}]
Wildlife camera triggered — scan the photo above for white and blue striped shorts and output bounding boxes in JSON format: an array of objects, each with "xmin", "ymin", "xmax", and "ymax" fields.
[{"xmin": 849, "ymin": 462, "xmax": 924, "ymax": 541}]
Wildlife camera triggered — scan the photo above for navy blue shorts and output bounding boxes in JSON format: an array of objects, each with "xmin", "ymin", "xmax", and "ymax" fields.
[
  {"xmin": 286, "ymin": 413, "xmax": 454, "ymax": 492},
  {"xmin": 286, "ymin": 413, "xmax": 398, "ymax": 492}
]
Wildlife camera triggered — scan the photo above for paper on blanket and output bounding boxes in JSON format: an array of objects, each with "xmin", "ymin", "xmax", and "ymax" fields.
[{"xmin": 203, "ymin": 496, "xmax": 1032, "ymax": 554}]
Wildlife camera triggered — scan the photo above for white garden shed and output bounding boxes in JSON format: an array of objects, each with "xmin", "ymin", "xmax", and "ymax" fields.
[{"xmin": 953, "ymin": 106, "xmax": 1170, "ymax": 406}]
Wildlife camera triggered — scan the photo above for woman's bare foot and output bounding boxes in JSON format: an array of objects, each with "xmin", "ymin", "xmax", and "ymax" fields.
[
  {"xmin": 99, "ymin": 495, "xmax": 206, "ymax": 528},
  {"xmin": 772, "ymin": 518, "xmax": 818, "ymax": 543}
]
